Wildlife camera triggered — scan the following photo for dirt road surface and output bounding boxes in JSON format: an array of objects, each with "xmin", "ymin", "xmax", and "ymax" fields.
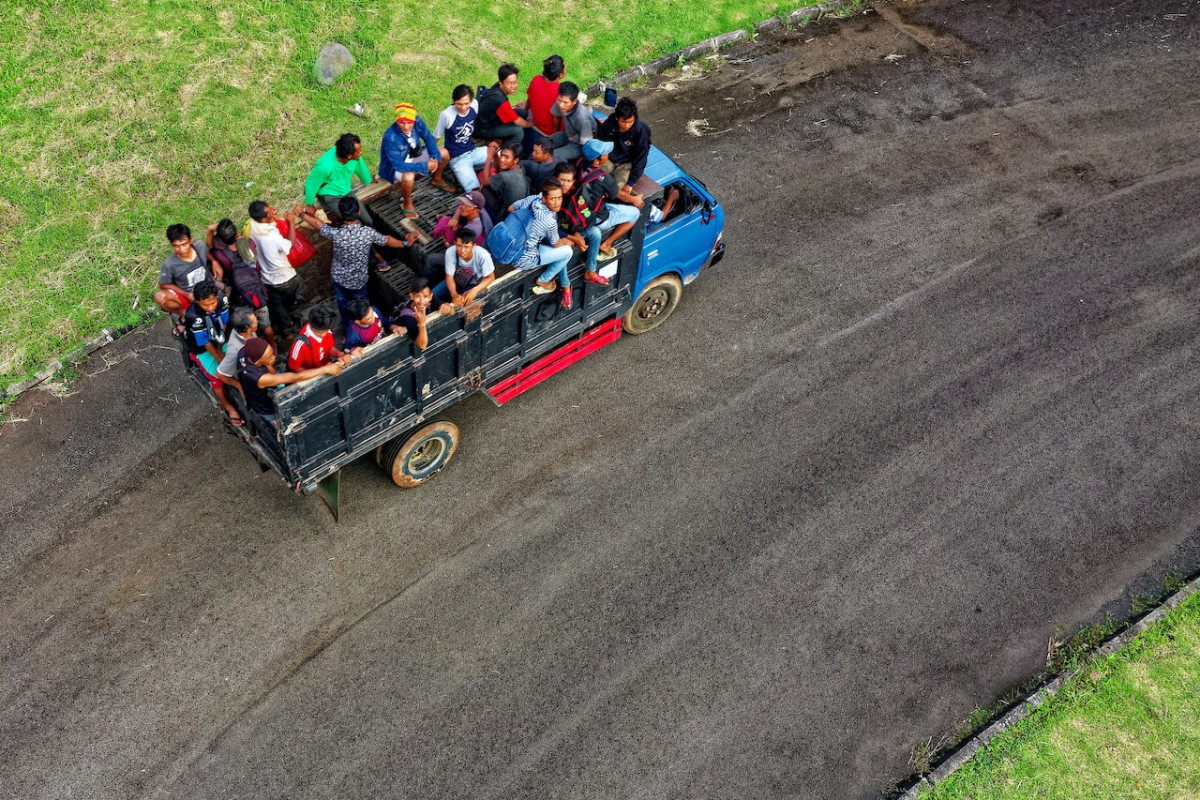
[{"xmin": 4, "ymin": 1, "xmax": 1200, "ymax": 797}]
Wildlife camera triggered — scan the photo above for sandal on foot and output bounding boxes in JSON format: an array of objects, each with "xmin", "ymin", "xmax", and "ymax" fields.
[
  {"xmin": 430, "ymin": 179, "xmax": 455, "ymax": 192},
  {"xmin": 228, "ymin": 412, "xmax": 245, "ymax": 428},
  {"xmin": 532, "ymin": 281, "xmax": 556, "ymax": 295},
  {"xmin": 403, "ymin": 208, "xmax": 420, "ymax": 219},
  {"xmin": 584, "ymin": 272, "xmax": 609, "ymax": 286},
  {"xmin": 596, "ymin": 248, "xmax": 617, "ymax": 263},
  {"xmin": 561, "ymin": 287, "xmax": 572, "ymax": 308}
]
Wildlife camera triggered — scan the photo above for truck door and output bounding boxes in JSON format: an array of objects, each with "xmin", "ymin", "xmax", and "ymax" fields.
[{"xmin": 639, "ymin": 181, "xmax": 717, "ymax": 293}]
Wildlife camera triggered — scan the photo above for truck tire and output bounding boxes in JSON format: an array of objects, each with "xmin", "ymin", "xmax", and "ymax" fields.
[
  {"xmin": 623, "ymin": 275, "xmax": 683, "ymax": 335},
  {"xmin": 378, "ymin": 420, "xmax": 460, "ymax": 488}
]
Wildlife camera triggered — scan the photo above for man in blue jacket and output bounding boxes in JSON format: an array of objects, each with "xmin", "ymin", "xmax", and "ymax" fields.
[{"xmin": 380, "ymin": 103, "xmax": 442, "ymax": 219}]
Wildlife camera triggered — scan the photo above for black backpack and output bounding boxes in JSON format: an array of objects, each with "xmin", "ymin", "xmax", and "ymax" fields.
[
  {"xmin": 213, "ymin": 240, "xmax": 268, "ymax": 310},
  {"xmin": 560, "ymin": 167, "xmax": 609, "ymax": 230}
]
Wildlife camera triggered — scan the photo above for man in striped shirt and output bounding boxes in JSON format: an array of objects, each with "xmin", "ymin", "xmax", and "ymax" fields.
[{"xmin": 509, "ymin": 180, "xmax": 576, "ymax": 309}]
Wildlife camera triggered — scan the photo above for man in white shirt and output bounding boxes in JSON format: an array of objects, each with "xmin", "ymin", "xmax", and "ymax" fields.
[
  {"xmin": 431, "ymin": 84, "xmax": 491, "ymax": 192},
  {"xmin": 248, "ymin": 201, "xmax": 306, "ymax": 339},
  {"xmin": 427, "ymin": 227, "xmax": 495, "ymax": 312}
]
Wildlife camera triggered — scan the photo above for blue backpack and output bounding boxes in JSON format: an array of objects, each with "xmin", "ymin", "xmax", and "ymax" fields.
[{"xmin": 486, "ymin": 206, "xmax": 534, "ymax": 265}]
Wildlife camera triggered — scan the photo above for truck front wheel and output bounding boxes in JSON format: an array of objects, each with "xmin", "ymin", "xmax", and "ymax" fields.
[
  {"xmin": 379, "ymin": 420, "xmax": 460, "ymax": 488},
  {"xmin": 623, "ymin": 275, "xmax": 682, "ymax": 335}
]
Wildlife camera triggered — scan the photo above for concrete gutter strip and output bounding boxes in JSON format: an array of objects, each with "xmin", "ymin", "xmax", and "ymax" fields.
[
  {"xmin": 900, "ymin": 572, "xmax": 1200, "ymax": 799},
  {"xmin": 583, "ymin": 0, "xmax": 853, "ymax": 96}
]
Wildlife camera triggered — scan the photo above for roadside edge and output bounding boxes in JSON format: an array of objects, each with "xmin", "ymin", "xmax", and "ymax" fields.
[{"xmin": 898, "ymin": 572, "xmax": 1200, "ymax": 799}]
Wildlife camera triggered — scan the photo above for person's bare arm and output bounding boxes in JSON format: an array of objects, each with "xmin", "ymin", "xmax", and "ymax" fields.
[
  {"xmin": 384, "ymin": 232, "xmax": 420, "ymax": 249},
  {"xmin": 283, "ymin": 211, "xmax": 299, "ymax": 242},
  {"xmin": 412, "ymin": 308, "xmax": 429, "ymax": 350},
  {"xmin": 259, "ymin": 362, "xmax": 341, "ymax": 388},
  {"xmin": 462, "ymin": 273, "xmax": 494, "ymax": 304},
  {"xmin": 617, "ymin": 185, "xmax": 644, "ymax": 209}
]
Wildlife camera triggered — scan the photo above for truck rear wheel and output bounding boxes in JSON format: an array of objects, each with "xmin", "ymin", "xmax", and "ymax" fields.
[
  {"xmin": 623, "ymin": 275, "xmax": 682, "ymax": 335},
  {"xmin": 378, "ymin": 420, "xmax": 460, "ymax": 488}
]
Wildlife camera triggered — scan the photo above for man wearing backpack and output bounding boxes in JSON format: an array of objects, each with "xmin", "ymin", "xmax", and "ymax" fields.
[
  {"xmin": 565, "ymin": 139, "xmax": 643, "ymax": 280},
  {"xmin": 207, "ymin": 219, "xmax": 277, "ymax": 352}
]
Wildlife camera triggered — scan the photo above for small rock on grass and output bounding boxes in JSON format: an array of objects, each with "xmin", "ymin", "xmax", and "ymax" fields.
[{"xmin": 315, "ymin": 43, "xmax": 354, "ymax": 86}]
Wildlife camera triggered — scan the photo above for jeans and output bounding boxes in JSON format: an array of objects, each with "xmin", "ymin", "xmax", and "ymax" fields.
[
  {"xmin": 424, "ymin": 259, "xmax": 478, "ymax": 305},
  {"xmin": 333, "ymin": 282, "xmax": 368, "ymax": 331},
  {"xmin": 318, "ymin": 194, "xmax": 373, "ymax": 228},
  {"xmin": 536, "ymin": 244, "xmax": 574, "ymax": 288},
  {"xmin": 447, "ymin": 146, "xmax": 490, "ymax": 192},
  {"xmin": 581, "ymin": 204, "xmax": 641, "ymax": 270}
]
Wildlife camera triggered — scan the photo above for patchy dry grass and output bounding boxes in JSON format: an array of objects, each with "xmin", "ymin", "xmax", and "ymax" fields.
[{"xmin": 0, "ymin": 0, "xmax": 817, "ymax": 389}]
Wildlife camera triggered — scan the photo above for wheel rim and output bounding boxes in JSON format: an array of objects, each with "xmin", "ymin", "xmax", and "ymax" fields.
[
  {"xmin": 407, "ymin": 437, "xmax": 446, "ymax": 476},
  {"xmin": 637, "ymin": 288, "xmax": 670, "ymax": 320}
]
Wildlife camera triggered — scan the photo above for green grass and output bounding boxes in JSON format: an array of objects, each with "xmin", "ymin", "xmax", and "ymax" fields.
[
  {"xmin": 918, "ymin": 588, "xmax": 1200, "ymax": 800},
  {"xmin": 0, "ymin": 0, "xmax": 817, "ymax": 389}
]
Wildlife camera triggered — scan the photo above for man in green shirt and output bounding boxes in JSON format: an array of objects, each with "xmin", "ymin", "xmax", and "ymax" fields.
[{"xmin": 304, "ymin": 133, "xmax": 375, "ymax": 227}]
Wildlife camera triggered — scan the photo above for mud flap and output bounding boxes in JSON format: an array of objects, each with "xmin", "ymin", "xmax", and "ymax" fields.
[{"xmin": 312, "ymin": 470, "xmax": 341, "ymax": 522}]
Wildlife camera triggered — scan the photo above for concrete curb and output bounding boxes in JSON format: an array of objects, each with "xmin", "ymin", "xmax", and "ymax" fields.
[
  {"xmin": 584, "ymin": 0, "xmax": 856, "ymax": 98},
  {"xmin": 1, "ymin": 310, "xmax": 160, "ymax": 404},
  {"xmin": 898, "ymin": 572, "xmax": 1200, "ymax": 799}
]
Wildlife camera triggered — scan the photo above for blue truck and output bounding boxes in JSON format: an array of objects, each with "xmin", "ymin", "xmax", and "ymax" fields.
[{"xmin": 184, "ymin": 144, "xmax": 724, "ymax": 517}]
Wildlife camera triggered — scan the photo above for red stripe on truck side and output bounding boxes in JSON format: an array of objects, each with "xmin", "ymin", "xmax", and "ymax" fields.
[{"xmin": 486, "ymin": 318, "xmax": 622, "ymax": 405}]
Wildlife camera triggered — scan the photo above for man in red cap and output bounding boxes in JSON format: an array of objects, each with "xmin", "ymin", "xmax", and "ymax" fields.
[{"xmin": 380, "ymin": 102, "xmax": 442, "ymax": 219}]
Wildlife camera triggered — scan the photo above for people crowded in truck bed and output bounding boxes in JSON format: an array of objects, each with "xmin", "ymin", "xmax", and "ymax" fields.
[{"xmin": 153, "ymin": 55, "xmax": 657, "ymax": 423}]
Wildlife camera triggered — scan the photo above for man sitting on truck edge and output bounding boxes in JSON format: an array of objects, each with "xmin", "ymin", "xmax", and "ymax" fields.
[
  {"xmin": 571, "ymin": 139, "xmax": 642, "ymax": 272},
  {"xmin": 300, "ymin": 197, "xmax": 417, "ymax": 331},
  {"xmin": 344, "ymin": 298, "xmax": 390, "ymax": 350},
  {"xmin": 548, "ymin": 81, "xmax": 594, "ymax": 162},
  {"xmin": 184, "ymin": 280, "xmax": 242, "ymax": 427},
  {"xmin": 237, "ymin": 337, "xmax": 342, "ymax": 423},
  {"xmin": 303, "ymin": 133, "xmax": 375, "ymax": 227},
  {"xmin": 596, "ymin": 96, "xmax": 651, "ymax": 200},
  {"xmin": 155, "ymin": 223, "xmax": 220, "ymax": 320},
  {"xmin": 288, "ymin": 307, "xmax": 356, "ymax": 372},
  {"xmin": 426, "ymin": 227, "xmax": 496, "ymax": 312},
  {"xmin": 431, "ymin": 85, "xmax": 490, "ymax": 193},
  {"xmin": 380, "ymin": 103, "xmax": 442, "ymax": 219},
  {"xmin": 217, "ymin": 307, "xmax": 259, "ymax": 393},
  {"xmin": 389, "ymin": 277, "xmax": 434, "ymax": 351},
  {"xmin": 248, "ymin": 202, "xmax": 305, "ymax": 341},
  {"xmin": 477, "ymin": 64, "xmax": 532, "ymax": 146},
  {"xmin": 509, "ymin": 179, "xmax": 576, "ymax": 309},
  {"xmin": 208, "ymin": 218, "xmax": 276, "ymax": 352}
]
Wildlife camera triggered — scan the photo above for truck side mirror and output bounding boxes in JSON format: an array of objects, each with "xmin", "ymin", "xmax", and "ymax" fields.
[{"xmin": 701, "ymin": 200, "xmax": 714, "ymax": 225}]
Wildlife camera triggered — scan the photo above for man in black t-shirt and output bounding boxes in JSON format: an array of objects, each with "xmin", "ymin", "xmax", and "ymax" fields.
[
  {"xmin": 235, "ymin": 337, "xmax": 342, "ymax": 422},
  {"xmin": 595, "ymin": 96, "xmax": 652, "ymax": 196}
]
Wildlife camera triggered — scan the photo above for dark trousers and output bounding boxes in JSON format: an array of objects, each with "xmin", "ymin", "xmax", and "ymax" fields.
[
  {"xmin": 265, "ymin": 275, "xmax": 306, "ymax": 339},
  {"xmin": 318, "ymin": 194, "xmax": 374, "ymax": 228}
]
